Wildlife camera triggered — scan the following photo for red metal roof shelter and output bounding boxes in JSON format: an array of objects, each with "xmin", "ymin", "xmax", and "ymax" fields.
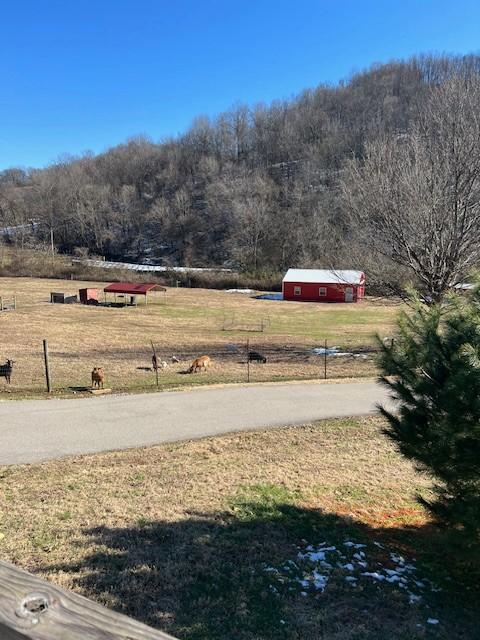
[
  {"xmin": 103, "ymin": 283, "xmax": 165, "ymax": 295},
  {"xmin": 103, "ymin": 283, "xmax": 166, "ymax": 306}
]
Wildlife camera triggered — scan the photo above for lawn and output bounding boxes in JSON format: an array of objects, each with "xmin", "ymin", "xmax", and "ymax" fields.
[
  {"xmin": 0, "ymin": 277, "xmax": 401, "ymax": 397},
  {"xmin": 0, "ymin": 416, "xmax": 477, "ymax": 639}
]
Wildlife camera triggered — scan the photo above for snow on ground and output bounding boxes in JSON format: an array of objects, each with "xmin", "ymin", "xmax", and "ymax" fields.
[
  {"xmin": 262, "ymin": 538, "xmax": 441, "ymax": 625},
  {"xmin": 224, "ymin": 289, "xmax": 255, "ymax": 294}
]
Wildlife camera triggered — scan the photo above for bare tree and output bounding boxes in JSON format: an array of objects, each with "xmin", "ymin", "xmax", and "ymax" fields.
[
  {"xmin": 341, "ymin": 74, "xmax": 480, "ymax": 300},
  {"xmin": 230, "ymin": 174, "xmax": 274, "ymax": 271}
]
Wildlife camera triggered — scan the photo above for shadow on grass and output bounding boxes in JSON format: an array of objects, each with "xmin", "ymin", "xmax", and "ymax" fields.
[{"xmin": 47, "ymin": 495, "xmax": 479, "ymax": 640}]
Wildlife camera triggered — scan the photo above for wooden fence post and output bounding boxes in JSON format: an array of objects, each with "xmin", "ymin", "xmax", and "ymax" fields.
[
  {"xmin": 246, "ymin": 338, "xmax": 250, "ymax": 383},
  {"xmin": 43, "ymin": 339, "xmax": 52, "ymax": 393}
]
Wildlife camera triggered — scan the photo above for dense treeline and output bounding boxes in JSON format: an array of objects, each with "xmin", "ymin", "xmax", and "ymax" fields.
[{"xmin": 1, "ymin": 54, "xmax": 480, "ymax": 291}]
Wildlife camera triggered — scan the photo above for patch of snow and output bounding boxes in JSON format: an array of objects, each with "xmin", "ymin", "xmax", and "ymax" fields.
[
  {"xmin": 386, "ymin": 575, "xmax": 402, "ymax": 583},
  {"xmin": 301, "ymin": 550, "xmax": 326, "ymax": 561},
  {"xmin": 313, "ymin": 347, "xmax": 351, "ymax": 357},
  {"xmin": 262, "ymin": 537, "xmax": 442, "ymax": 619},
  {"xmin": 343, "ymin": 541, "xmax": 367, "ymax": 549},
  {"xmin": 390, "ymin": 553, "xmax": 405, "ymax": 564},
  {"xmin": 319, "ymin": 546, "xmax": 337, "ymax": 552},
  {"xmin": 312, "ymin": 570, "xmax": 328, "ymax": 591},
  {"xmin": 362, "ymin": 572, "xmax": 386, "ymax": 581}
]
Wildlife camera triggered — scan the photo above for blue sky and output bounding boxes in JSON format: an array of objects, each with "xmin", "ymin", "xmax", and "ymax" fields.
[{"xmin": 1, "ymin": 0, "xmax": 479, "ymax": 170}]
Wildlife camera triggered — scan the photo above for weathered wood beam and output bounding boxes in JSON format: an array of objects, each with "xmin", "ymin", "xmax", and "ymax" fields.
[{"xmin": 0, "ymin": 560, "xmax": 177, "ymax": 639}]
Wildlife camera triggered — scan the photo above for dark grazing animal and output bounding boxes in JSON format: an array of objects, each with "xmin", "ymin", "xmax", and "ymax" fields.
[
  {"xmin": 0, "ymin": 359, "xmax": 14, "ymax": 384},
  {"xmin": 248, "ymin": 351, "xmax": 267, "ymax": 364},
  {"xmin": 91, "ymin": 367, "xmax": 105, "ymax": 389}
]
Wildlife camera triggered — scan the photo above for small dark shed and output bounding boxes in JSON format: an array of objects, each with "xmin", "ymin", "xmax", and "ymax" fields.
[{"xmin": 50, "ymin": 292, "xmax": 78, "ymax": 304}]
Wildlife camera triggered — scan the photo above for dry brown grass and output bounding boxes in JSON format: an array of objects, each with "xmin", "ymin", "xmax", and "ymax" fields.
[
  {"xmin": 0, "ymin": 417, "xmax": 429, "ymax": 567},
  {"xmin": 2, "ymin": 416, "xmax": 476, "ymax": 639},
  {"xmin": 0, "ymin": 277, "xmax": 401, "ymax": 396}
]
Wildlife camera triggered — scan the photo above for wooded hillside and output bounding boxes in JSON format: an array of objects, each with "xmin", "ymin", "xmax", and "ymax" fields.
[{"xmin": 1, "ymin": 54, "xmax": 480, "ymax": 292}]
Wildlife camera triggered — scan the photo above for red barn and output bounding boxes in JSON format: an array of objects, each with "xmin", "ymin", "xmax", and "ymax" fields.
[{"xmin": 282, "ymin": 269, "xmax": 365, "ymax": 303}]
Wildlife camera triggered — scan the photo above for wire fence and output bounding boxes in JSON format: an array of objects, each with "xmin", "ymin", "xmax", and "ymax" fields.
[{"xmin": 0, "ymin": 337, "xmax": 385, "ymax": 396}]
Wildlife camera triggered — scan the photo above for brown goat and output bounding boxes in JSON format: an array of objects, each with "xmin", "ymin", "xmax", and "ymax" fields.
[
  {"xmin": 91, "ymin": 367, "xmax": 105, "ymax": 389},
  {"xmin": 188, "ymin": 355, "xmax": 211, "ymax": 373}
]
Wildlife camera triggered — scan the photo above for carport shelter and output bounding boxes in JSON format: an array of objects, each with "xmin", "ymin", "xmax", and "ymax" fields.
[{"xmin": 103, "ymin": 283, "xmax": 166, "ymax": 305}]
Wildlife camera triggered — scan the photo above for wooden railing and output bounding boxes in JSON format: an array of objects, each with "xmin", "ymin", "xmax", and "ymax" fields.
[{"xmin": 0, "ymin": 560, "xmax": 177, "ymax": 639}]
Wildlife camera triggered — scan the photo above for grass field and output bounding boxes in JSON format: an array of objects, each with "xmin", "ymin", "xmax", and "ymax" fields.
[
  {"xmin": 0, "ymin": 277, "xmax": 402, "ymax": 397},
  {"xmin": 0, "ymin": 416, "xmax": 477, "ymax": 639}
]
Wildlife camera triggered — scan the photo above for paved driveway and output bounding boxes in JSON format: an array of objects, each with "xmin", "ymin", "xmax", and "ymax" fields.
[{"xmin": 0, "ymin": 381, "xmax": 392, "ymax": 464}]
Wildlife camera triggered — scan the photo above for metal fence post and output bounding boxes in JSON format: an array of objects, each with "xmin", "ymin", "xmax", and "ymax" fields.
[
  {"xmin": 43, "ymin": 339, "xmax": 52, "ymax": 393},
  {"xmin": 151, "ymin": 341, "xmax": 159, "ymax": 388},
  {"xmin": 247, "ymin": 338, "xmax": 250, "ymax": 383}
]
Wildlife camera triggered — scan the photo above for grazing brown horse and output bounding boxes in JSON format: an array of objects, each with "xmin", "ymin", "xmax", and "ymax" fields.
[{"xmin": 188, "ymin": 355, "xmax": 211, "ymax": 373}]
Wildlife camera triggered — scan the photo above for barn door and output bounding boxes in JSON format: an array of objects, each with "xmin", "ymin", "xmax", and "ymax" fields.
[{"xmin": 345, "ymin": 287, "xmax": 354, "ymax": 302}]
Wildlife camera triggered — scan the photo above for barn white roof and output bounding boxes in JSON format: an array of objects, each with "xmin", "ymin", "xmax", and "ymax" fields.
[{"xmin": 282, "ymin": 269, "xmax": 364, "ymax": 285}]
